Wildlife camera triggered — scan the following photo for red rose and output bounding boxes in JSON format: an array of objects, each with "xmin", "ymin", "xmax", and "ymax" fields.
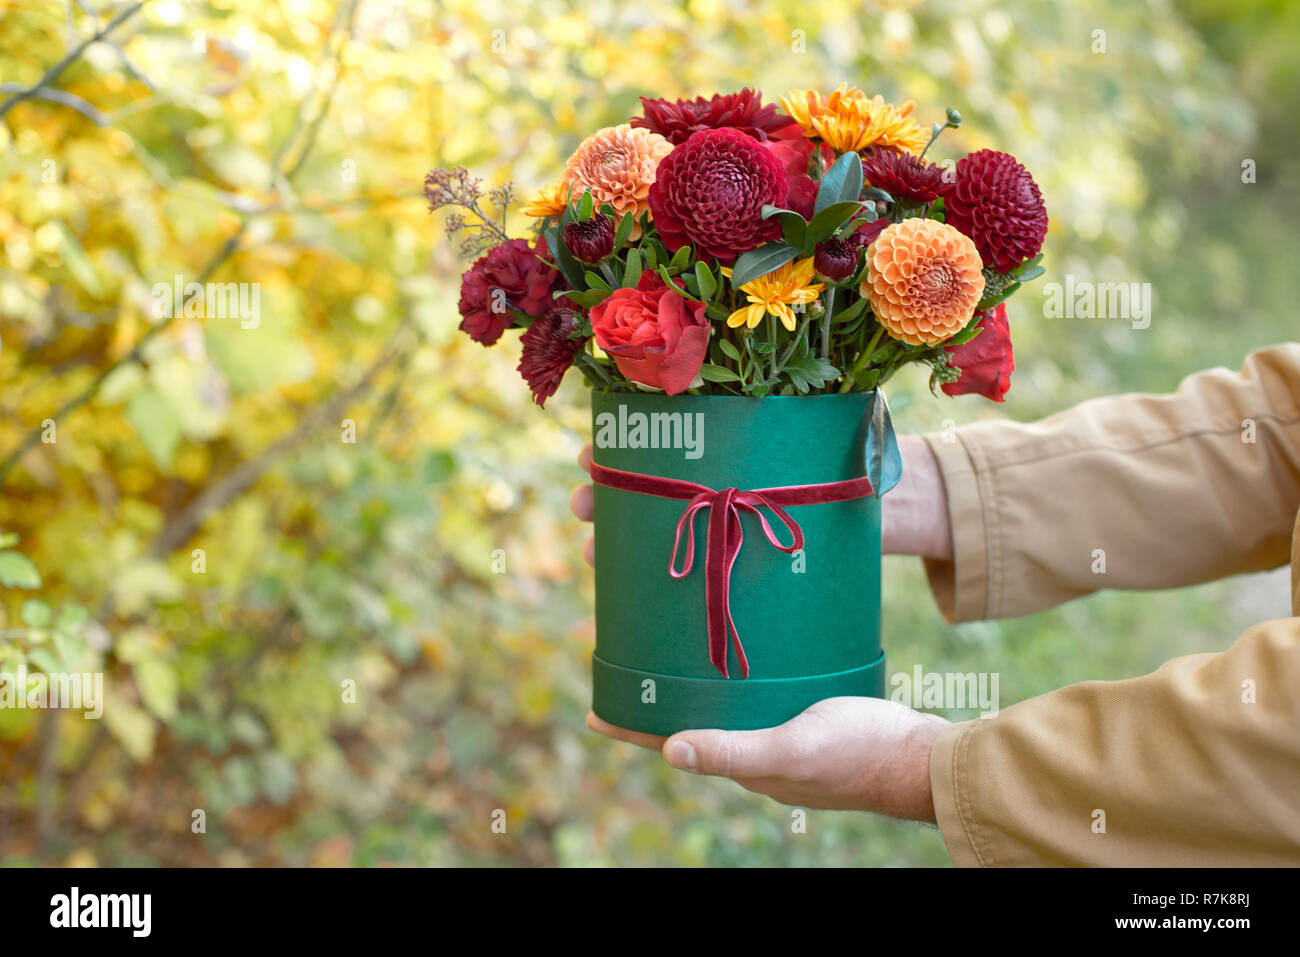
[
  {"xmin": 590, "ymin": 282, "xmax": 710, "ymax": 395},
  {"xmin": 457, "ymin": 238, "xmax": 559, "ymax": 345},
  {"xmin": 942, "ymin": 303, "xmax": 1014, "ymax": 402}
]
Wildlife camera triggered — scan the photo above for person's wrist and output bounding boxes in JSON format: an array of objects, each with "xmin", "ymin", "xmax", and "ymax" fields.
[
  {"xmin": 898, "ymin": 713, "xmax": 948, "ymax": 823},
  {"xmin": 883, "ymin": 436, "xmax": 953, "ymax": 560}
]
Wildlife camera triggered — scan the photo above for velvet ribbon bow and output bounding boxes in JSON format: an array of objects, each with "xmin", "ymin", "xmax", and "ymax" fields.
[{"xmin": 589, "ymin": 462, "xmax": 875, "ymax": 678}]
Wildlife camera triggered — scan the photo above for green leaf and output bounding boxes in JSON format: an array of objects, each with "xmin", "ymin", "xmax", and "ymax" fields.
[
  {"xmin": 815, "ymin": 151, "xmax": 863, "ymax": 215},
  {"xmin": 583, "ymin": 270, "xmax": 612, "ymax": 294},
  {"xmin": 0, "ymin": 551, "xmax": 42, "ymax": 589},
  {"xmin": 135, "ymin": 657, "xmax": 180, "ymax": 721},
  {"xmin": 21, "ymin": 599, "xmax": 51, "ymax": 628},
  {"xmin": 561, "ymin": 289, "xmax": 609, "ymax": 309},
  {"xmin": 667, "ymin": 243, "xmax": 692, "ymax": 273},
  {"xmin": 1014, "ymin": 263, "xmax": 1045, "ymax": 282},
  {"xmin": 622, "ymin": 248, "xmax": 642, "ymax": 288},
  {"xmin": 642, "ymin": 242, "xmax": 659, "ymax": 270},
  {"xmin": 697, "ymin": 363, "xmax": 742, "ymax": 383},
  {"xmin": 548, "ymin": 215, "xmax": 587, "ymax": 290},
  {"xmin": 730, "ymin": 243, "xmax": 800, "ymax": 289},
  {"xmin": 805, "ymin": 200, "xmax": 867, "ymax": 248},
  {"xmin": 655, "ymin": 266, "xmax": 695, "ymax": 299},
  {"xmin": 833, "ymin": 296, "xmax": 871, "ymax": 325},
  {"xmin": 613, "ymin": 210, "xmax": 636, "ymax": 251},
  {"xmin": 718, "ymin": 340, "xmax": 741, "ymax": 362},
  {"xmin": 761, "ymin": 204, "xmax": 808, "ymax": 248},
  {"xmin": 126, "ymin": 390, "xmax": 183, "ymax": 471},
  {"xmin": 861, "ymin": 187, "xmax": 894, "ymax": 205},
  {"xmin": 694, "ymin": 261, "xmax": 717, "ymax": 300},
  {"xmin": 576, "ymin": 189, "xmax": 595, "ymax": 221},
  {"xmin": 783, "ymin": 354, "xmax": 839, "ymax": 392},
  {"xmin": 54, "ymin": 602, "xmax": 90, "ymax": 636}
]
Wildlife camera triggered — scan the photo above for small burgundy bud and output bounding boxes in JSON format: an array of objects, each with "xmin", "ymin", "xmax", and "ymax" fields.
[
  {"xmin": 813, "ymin": 237, "xmax": 859, "ymax": 282},
  {"xmin": 563, "ymin": 214, "xmax": 615, "ymax": 264}
]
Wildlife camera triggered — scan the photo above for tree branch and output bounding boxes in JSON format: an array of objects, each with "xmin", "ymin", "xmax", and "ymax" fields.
[
  {"xmin": 148, "ymin": 316, "xmax": 413, "ymax": 558},
  {"xmin": 0, "ymin": 1, "xmax": 146, "ymax": 123}
]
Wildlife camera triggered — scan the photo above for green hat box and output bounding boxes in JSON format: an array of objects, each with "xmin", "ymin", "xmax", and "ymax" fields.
[{"xmin": 590, "ymin": 389, "xmax": 896, "ymax": 737}]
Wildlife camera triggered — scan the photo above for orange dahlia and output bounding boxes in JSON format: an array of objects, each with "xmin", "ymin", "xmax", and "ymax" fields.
[
  {"xmin": 780, "ymin": 85, "xmax": 929, "ymax": 155},
  {"xmin": 563, "ymin": 124, "xmax": 673, "ymax": 225},
  {"xmin": 861, "ymin": 219, "xmax": 985, "ymax": 346}
]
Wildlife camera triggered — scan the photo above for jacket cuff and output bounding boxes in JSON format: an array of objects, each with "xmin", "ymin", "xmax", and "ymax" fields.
[
  {"xmin": 928, "ymin": 719, "xmax": 984, "ymax": 867},
  {"xmin": 921, "ymin": 433, "xmax": 989, "ymax": 623}
]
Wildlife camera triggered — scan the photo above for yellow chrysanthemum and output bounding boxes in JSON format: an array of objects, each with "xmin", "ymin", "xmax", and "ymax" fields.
[
  {"xmin": 722, "ymin": 258, "xmax": 825, "ymax": 332},
  {"xmin": 521, "ymin": 181, "xmax": 568, "ymax": 218},
  {"xmin": 780, "ymin": 85, "xmax": 930, "ymax": 155}
]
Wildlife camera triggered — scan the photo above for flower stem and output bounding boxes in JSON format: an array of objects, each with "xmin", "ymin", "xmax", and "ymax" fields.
[
  {"xmin": 820, "ymin": 286, "xmax": 837, "ymax": 360},
  {"xmin": 839, "ymin": 324, "xmax": 885, "ymax": 393}
]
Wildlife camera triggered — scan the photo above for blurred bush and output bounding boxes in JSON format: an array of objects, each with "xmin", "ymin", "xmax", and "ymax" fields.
[{"xmin": 0, "ymin": 0, "xmax": 1294, "ymax": 865}]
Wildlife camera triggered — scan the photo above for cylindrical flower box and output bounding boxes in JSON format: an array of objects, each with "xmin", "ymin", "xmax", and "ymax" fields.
[{"xmin": 591, "ymin": 390, "xmax": 887, "ymax": 736}]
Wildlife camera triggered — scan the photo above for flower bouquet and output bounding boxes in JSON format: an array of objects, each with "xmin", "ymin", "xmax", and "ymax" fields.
[{"xmin": 427, "ymin": 86, "xmax": 1047, "ymax": 735}]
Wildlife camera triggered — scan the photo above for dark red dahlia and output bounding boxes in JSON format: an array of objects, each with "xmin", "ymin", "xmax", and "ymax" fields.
[
  {"xmin": 518, "ymin": 306, "xmax": 585, "ymax": 407},
  {"xmin": 647, "ymin": 127, "xmax": 789, "ymax": 262},
  {"xmin": 813, "ymin": 238, "xmax": 859, "ymax": 281},
  {"xmin": 457, "ymin": 238, "xmax": 559, "ymax": 346},
  {"xmin": 564, "ymin": 214, "xmax": 615, "ymax": 264},
  {"xmin": 942, "ymin": 149, "xmax": 1048, "ymax": 273},
  {"xmin": 860, "ymin": 148, "xmax": 947, "ymax": 206},
  {"xmin": 631, "ymin": 88, "xmax": 792, "ymax": 145},
  {"xmin": 941, "ymin": 303, "xmax": 1014, "ymax": 402}
]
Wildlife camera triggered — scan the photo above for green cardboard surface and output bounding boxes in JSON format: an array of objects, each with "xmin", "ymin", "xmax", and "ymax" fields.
[{"xmin": 590, "ymin": 391, "xmax": 887, "ymax": 734}]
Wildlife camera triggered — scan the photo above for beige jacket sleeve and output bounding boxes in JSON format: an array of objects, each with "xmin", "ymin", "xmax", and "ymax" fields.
[{"xmin": 922, "ymin": 343, "xmax": 1300, "ymax": 866}]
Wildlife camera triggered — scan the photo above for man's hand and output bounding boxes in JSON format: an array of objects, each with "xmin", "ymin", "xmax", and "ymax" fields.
[
  {"xmin": 570, "ymin": 437, "xmax": 955, "ymax": 822},
  {"xmin": 588, "ymin": 698, "xmax": 948, "ymax": 822}
]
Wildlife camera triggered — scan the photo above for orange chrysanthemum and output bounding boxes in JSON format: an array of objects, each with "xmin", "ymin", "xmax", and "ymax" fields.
[
  {"xmin": 521, "ymin": 181, "xmax": 568, "ymax": 218},
  {"xmin": 563, "ymin": 124, "xmax": 673, "ymax": 225},
  {"xmin": 780, "ymin": 85, "xmax": 929, "ymax": 155},
  {"xmin": 861, "ymin": 219, "xmax": 985, "ymax": 346}
]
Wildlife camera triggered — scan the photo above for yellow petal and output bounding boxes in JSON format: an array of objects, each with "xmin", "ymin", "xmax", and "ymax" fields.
[{"xmin": 774, "ymin": 304, "xmax": 797, "ymax": 331}]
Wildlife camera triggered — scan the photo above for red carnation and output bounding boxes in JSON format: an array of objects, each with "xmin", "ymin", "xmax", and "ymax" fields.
[
  {"xmin": 631, "ymin": 88, "xmax": 792, "ymax": 145},
  {"xmin": 647, "ymin": 128, "xmax": 789, "ymax": 262},
  {"xmin": 942, "ymin": 150, "xmax": 1048, "ymax": 273},
  {"xmin": 457, "ymin": 238, "xmax": 559, "ymax": 345},
  {"xmin": 860, "ymin": 147, "xmax": 947, "ymax": 206},
  {"xmin": 942, "ymin": 303, "xmax": 1014, "ymax": 402},
  {"xmin": 518, "ymin": 306, "xmax": 585, "ymax": 407}
]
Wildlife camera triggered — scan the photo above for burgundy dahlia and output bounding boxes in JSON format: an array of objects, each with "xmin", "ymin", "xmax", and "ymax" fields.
[
  {"xmin": 942, "ymin": 149, "xmax": 1048, "ymax": 273},
  {"xmin": 647, "ymin": 127, "xmax": 789, "ymax": 262},
  {"xmin": 457, "ymin": 238, "xmax": 559, "ymax": 346},
  {"xmin": 564, "ymin": 214, "xmax": 615, "ymax": 264},
  {"xmin": 631, "ymin": 88, "xmax": 792, "ymax": 145},
  {"xmin": 518, "ymin": 306, "xmax": 585, "ymax": 407},
  {"xmin": 860, "ymin": 147, "xmax": 947, "ymax": 206},
  {"xmin": 813, "ymin": 238, "xmax": 859, "ymax": 281}
]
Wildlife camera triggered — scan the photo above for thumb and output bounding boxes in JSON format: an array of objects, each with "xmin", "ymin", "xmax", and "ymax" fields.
[{"xmin": 662, "ymin": 727, "xmax": 790, "ymax": 779}]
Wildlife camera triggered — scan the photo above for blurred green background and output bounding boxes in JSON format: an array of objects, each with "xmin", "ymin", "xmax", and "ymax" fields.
[{"xmin": 0, "ymin": 0, "xmax": 1294, "ymax": 866}]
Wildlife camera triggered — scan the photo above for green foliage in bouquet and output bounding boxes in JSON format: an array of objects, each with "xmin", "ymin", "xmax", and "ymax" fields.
[{"xmin": 430, "ymin": 87, "xmax": 1048, "ymax": 406}]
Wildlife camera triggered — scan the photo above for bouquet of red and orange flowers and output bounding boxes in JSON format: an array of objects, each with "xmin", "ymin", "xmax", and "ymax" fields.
[
  {"xmin": 427, "ymin": 85, "xmax": 1046, "ymax": 408},
  {"xmin": 427, "ymin": 87, "xmax": 1047, "ymax": 736}
]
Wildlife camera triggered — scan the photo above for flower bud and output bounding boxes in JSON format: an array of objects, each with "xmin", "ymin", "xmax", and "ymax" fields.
[
  {"xmin": 813, "ymin": 237, "xmax": 859, "ymax": 282},
  {"xmin": 563, "ymin": 214, "xmax": 615, "ymax": 264}
]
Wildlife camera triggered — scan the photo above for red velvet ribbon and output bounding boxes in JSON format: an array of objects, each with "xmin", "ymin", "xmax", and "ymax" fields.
[{"xmin": 590, "ymin": 461, "xmax": 875, "ymax": 678}]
